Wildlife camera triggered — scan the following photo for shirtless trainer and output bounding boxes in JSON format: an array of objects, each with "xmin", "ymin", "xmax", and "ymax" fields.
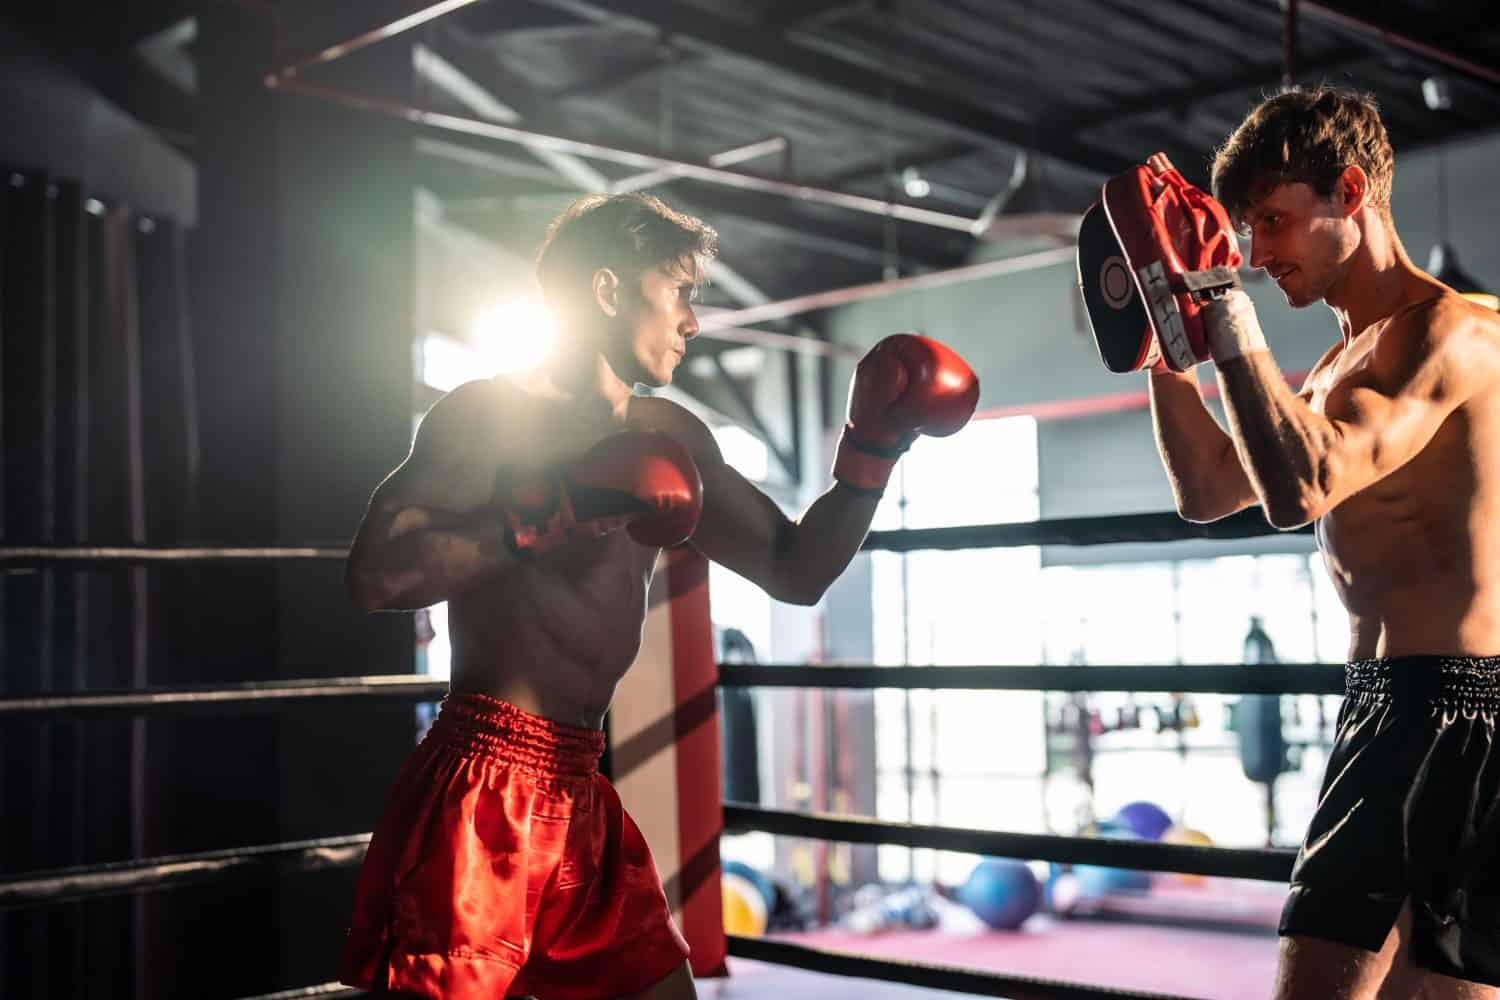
[{"xmin": 1080, "ymin": 87, "xmax": 1500, "ymax": 999}]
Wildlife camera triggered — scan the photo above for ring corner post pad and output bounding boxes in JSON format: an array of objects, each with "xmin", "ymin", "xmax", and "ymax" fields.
[{"xmin": 608, "ymin": 547, "xmax": 728, "ymax": 977}]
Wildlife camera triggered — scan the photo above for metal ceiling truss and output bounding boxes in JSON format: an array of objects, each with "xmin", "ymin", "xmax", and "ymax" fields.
[
  {"xmin": 1297, "ymin": 1, "xmax": 1500, "ymax": 90},
  {"xmin": 260, "ymin": 0, "xmax": 1500, "ymax": 369},
  {"xmin": 523, "ymin": 0, "xmax": 1133, "ymax": 177}
]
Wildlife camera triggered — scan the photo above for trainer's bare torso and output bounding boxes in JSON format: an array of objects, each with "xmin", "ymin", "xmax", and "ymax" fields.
[{"xmin": 1304, "ymin": 304, "xmax": 1500, "ymax": 660}]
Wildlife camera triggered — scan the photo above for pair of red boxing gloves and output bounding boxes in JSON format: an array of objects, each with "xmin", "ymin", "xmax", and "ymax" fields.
[
  {"xmin": 1078, "ymin": 153, "xmax": 1263, "ymax": 375},
  {"xmin": 504, "ymin": 335, "xmax": 980, "ymax": 558}
]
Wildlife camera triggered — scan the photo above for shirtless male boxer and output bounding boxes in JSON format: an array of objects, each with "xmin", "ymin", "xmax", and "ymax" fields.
[
  {"xmin": 1078, "ymin": 87, "xmax": 1500, "ymax": 998},
  {"xmin": 337, "ymin": 193, "xmax": 979, "ymax": 999}
]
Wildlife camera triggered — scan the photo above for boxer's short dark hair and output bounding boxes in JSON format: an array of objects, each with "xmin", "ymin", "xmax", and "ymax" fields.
[
  {"xmin": 536, "ymin": 194, "xmax": 718, "ymax": 307},
  {"xmin": 1212, "ymin": 86, "xmax": 1394, "ymax": 225}
]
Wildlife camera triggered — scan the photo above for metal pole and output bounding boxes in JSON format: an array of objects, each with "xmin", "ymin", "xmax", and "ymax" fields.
[
  {"xmin": 1284, "ymin": 0, "xmax": 1299, "ymax": 86},
  {"xmin": 611, "ymin": 136, "xmax": 789, "ymax": 195},
  {"xmin": 697, "ymin": 246, "xmax": 1077, "ymax": 331},
  {"xmin": 266, "ymin": 1, "xmax": 483, "ymax": 85},
  {"xmin": 268, "ymin": 79, "xmax": 983, "ymax": 234},
  {"xmin": 1298, "ymin": 1, "xmax": 1500, "ymax": 87},
  {"xmin": 691, "ymin": 310, "xmax": 863, "ymax": 357}
]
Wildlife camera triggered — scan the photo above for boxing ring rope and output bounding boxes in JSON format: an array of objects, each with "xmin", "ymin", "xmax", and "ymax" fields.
[
  {"xmin": 0, "ymin": 820, "xmax": 1265, "ymax": 1000},
  {"xmin": 0, "ymin": 798, "xmax": 1294, "ymax": 912},
  {"xmin": 0, "ymin": 544, "xmax": 348, "ymax": 568},
  {"xmin": 0, "ymin": 504, "xmax": 1309, "ymax": 571},
  {"xmin": 232, "ymin": 941, "xmax": 1197, "ymax": 1000},
  {"xmin": 2, "ymin": 507, "xmax": 1321, "ymax": 998},
  {"xmin": 7, "ymin": 853, "xmax": 1211, "ymax": 1000},
  {"xmin": 236, "ymin": 984, "xmax": 361, "ymax": 1000},
  {"xmin": 862, "ymin": 506, "xmax": 1309, "ymax": 553},
  {"xmin": 719, "ymin": 807, "xmax": 1294, "ymax": 882},
  {"xmin": 722, "ymin": 936, "xmax": 1195, "ymax": 1000},
  {"xmin": 0, "ymin": 663, "xmax": 1341, "ymax": 721},
  {"xmin": 0, "ymin": 676, "xmax": 448, "ymax": 719},
  {"xmin": 718, "ymin": 662, "xmax": 1342, "ymax": 696},
  {"xmin": 0, "ymin": 835, "xmax": 371, "ymax": 911}
]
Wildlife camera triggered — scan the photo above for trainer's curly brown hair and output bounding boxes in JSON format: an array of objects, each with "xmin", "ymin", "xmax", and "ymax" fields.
[
  {"xmin": 1211, "ymin": 87, "xmax": 1394, "ymax": 225},
  {"xmin": 535, "ymin": 193, "xmax": 718, "ymax": 307}
]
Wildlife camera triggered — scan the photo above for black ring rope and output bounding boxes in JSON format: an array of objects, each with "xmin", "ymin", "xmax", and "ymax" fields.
[
  {"xmin": 0, "ymin": 834, "xmax": 371, "ymax": 911},
  {"xmin": 3, "ymin": 507, "xmax": 1306, "ymax": 998},
  {"xmin": 723, "ymin": 805, "xmax": 1295, "ymax": 882},
  {"xmin": 0, "ymin": 545, "xmax": 348, "ymax": 568},
  {"xmin": 0, "ymin": 676, "xmax": 448, "ymax": 719},
  {"xmin": 0, "ymin": 507, "xmax": 1308, "ymax": 570},
  {"xmin": 0, "ymin": 804, "xmax": 1294, "ymax": 911},
  {"xmin": 726, "ymin": 936, "xmax": 1202, "ymax": 1000},
  {"xmin": 233, "ymin": 985, "xmax": 364, "ymax": 1000},
  {"xmin": 719, "ymin": 662, "xmax": 1344, "ymax": 695},
  {"xmin": 863, "ymin": 507, "xmax": 1307, "ymax": 553},
  {"xmin": 0, "ymin": 662, "xmax": 1344, "ymax": 720},
  {"xmin": 230, "ymin": 943, "xmax": 1202, "ymax": 1000}
]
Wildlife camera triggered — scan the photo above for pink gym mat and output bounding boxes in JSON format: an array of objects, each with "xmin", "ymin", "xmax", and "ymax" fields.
[{"xmin": 770, "ymin": 917, "xmax": 1279, "ymax": 999}]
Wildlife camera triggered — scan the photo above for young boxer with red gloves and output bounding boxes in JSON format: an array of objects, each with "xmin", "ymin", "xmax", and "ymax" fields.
[
  {"xmin": 1079, "ymin": 88, "xmax": 1500, "ymax": 999},
  {"xmin": 338, "ymin": 193, "xmax": 979, "ymax": 1000}
]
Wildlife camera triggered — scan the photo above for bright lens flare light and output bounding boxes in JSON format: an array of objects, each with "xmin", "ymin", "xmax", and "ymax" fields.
[{"xmin": 471, "ymin": 300, "xmax": 558, "ymax": 374}]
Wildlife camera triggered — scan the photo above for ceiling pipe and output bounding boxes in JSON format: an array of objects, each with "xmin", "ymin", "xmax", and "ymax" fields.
[
  {"xmin": 697, "ymin": 245, "xmax": 1076, "ymax": 331},
  {"xmin": 266, "ymin": 0, "xmax": 483, "ymax": 85},
  {"xmin": 1295, "ymin": 1, "xmax": 1500, "ymax": 88},
  {"xmin": 1283, "ymin": 0, "xmax": 1299, "ymax": 86},
  {"xmin": 611, "ymin": 136, "xmax": 789, "ymax": 195},
  {"xmin": 269, "ymin": 80, "xmax": 990, "ymax": 236}
]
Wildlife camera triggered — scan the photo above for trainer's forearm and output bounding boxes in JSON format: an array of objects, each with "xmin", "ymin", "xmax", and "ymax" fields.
[
  {"xmin": 1214, "ymin": 354, "xmax": 1337, "ymax": 527},
  {"xmin": 346, "ymin": 506, "xmax": 519, "ymax": 611},
  {"xmin": 1148, "ymin": 369, "xmax": 1242, "ymax": 518},
  {"xmin": 777, "ymin": 482, "xmax": 883, "ymax": 604}
]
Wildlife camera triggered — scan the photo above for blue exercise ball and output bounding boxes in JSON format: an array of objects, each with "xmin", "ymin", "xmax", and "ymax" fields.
[
  {"xmin": 958, "ymin": 858, "xmax": 1041, "ymax": 930},
  {"xmin": 1112, "ymin": 801, "xmax": 1174, "ymax": 841},
  {"xmin": 1075, "ymin": 826, "xmax": 1151, "ymax": 898}
]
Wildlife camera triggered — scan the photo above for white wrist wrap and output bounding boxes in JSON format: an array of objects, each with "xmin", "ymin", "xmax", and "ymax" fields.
[{"xmin": 1205, "ymin": 288, "xmax": 1269, "ymax": 363}]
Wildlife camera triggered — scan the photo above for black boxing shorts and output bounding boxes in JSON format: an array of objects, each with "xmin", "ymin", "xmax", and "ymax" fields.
[{"xmin": 1280, "ymin": 655, "xmax": 1500, "ymax": 985}]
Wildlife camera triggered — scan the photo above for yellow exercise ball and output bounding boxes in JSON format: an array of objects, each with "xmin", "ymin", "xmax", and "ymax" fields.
[
  {"xmin": 722, "ymin": 872, "xmax": 769, "ymax": 936},
  {"xmin": 1162, "ymin": 825, "xmax": 1213, "ymax": 847},
  {"xmin": 1161, "ymin": 825, "xmax": 1214, "ymax": 887}
]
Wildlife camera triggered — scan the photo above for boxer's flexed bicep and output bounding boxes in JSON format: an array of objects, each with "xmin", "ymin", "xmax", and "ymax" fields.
[
  {"xmin": 347, "ymin": 379, "xmax": 528, "ymax": 610},
  {"xmin": 379, "ymin": 379, "xmax": 525, "ymax": 516}
]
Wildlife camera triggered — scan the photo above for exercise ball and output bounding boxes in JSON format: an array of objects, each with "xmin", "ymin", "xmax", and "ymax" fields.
[
  {"xmin": 1079, "ymin": 819, "xmax": 1132, "ymax": 838},
  {"xmin": 1075, "ymin": 825, "xmax": 1151, "ymax": 899},
  {"xmin": 722, "ymin": 871, "xmax": 768, "ymax": 936},
  {"xmin": 721, "ymin": 859, "xmax": 776, "ymax": 911},
  {"xmin": 1160, "ymin": 825, "xmax": 1214, "ymax": 887},
  {"xmin": 1162, "ymin": 825, "xmax": 1213, "ymax": 847},
  {"xmin": 1047, "ymin": 868, "xmax": 1084, "ymax": 915},
  {"xmin": 957, "ymin": 858, "xmax": 1041, "ymax": 930},
  {"xmin": 1113, "ymin": 801, "xmax": 1174, "ymax": 841}
]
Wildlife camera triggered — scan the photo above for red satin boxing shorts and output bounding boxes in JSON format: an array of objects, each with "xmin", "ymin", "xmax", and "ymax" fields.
[{"xmin": 340, "ymin": 692, "xmax": 690, "ymax": 999}]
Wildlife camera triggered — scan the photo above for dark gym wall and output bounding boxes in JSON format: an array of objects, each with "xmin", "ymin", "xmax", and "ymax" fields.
[
  {"xmin": 1, "ymin": 5, "xmax": 422, "ymax": 997},
  {"xmin": 2, "ymin": 19, "xmax": 204, "ymax": 1000},
  {"xmin": 184, "ymin": 3, "xmax": 419, "ymax": 994},
  {"xmin": 0, "ymin": 21, "xmax": 195, "ymax": 223}
]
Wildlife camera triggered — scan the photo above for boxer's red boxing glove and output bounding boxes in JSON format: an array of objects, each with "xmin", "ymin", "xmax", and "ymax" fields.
[
  {"xmin": 505, "ymin": 430, "xmax": 703, "ymax": 556},
  {"xmin": 1102, "ymin": 153, "xmax": 1243, "ymax": 371},
  {"xmin": 833, "ymin": 333, "xmax": 980, "ymax": 493}
]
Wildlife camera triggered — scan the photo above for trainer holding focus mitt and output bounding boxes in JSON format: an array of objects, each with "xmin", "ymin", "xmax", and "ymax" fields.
[{"xmin": 1078, "ymin": 88, "xmax": 1500, "ymax": 999}]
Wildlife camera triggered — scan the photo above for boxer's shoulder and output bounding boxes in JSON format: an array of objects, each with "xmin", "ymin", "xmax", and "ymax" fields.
[{"xmin": 627, "ymin": 395, "xmax": 718, "ymax": 461}]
